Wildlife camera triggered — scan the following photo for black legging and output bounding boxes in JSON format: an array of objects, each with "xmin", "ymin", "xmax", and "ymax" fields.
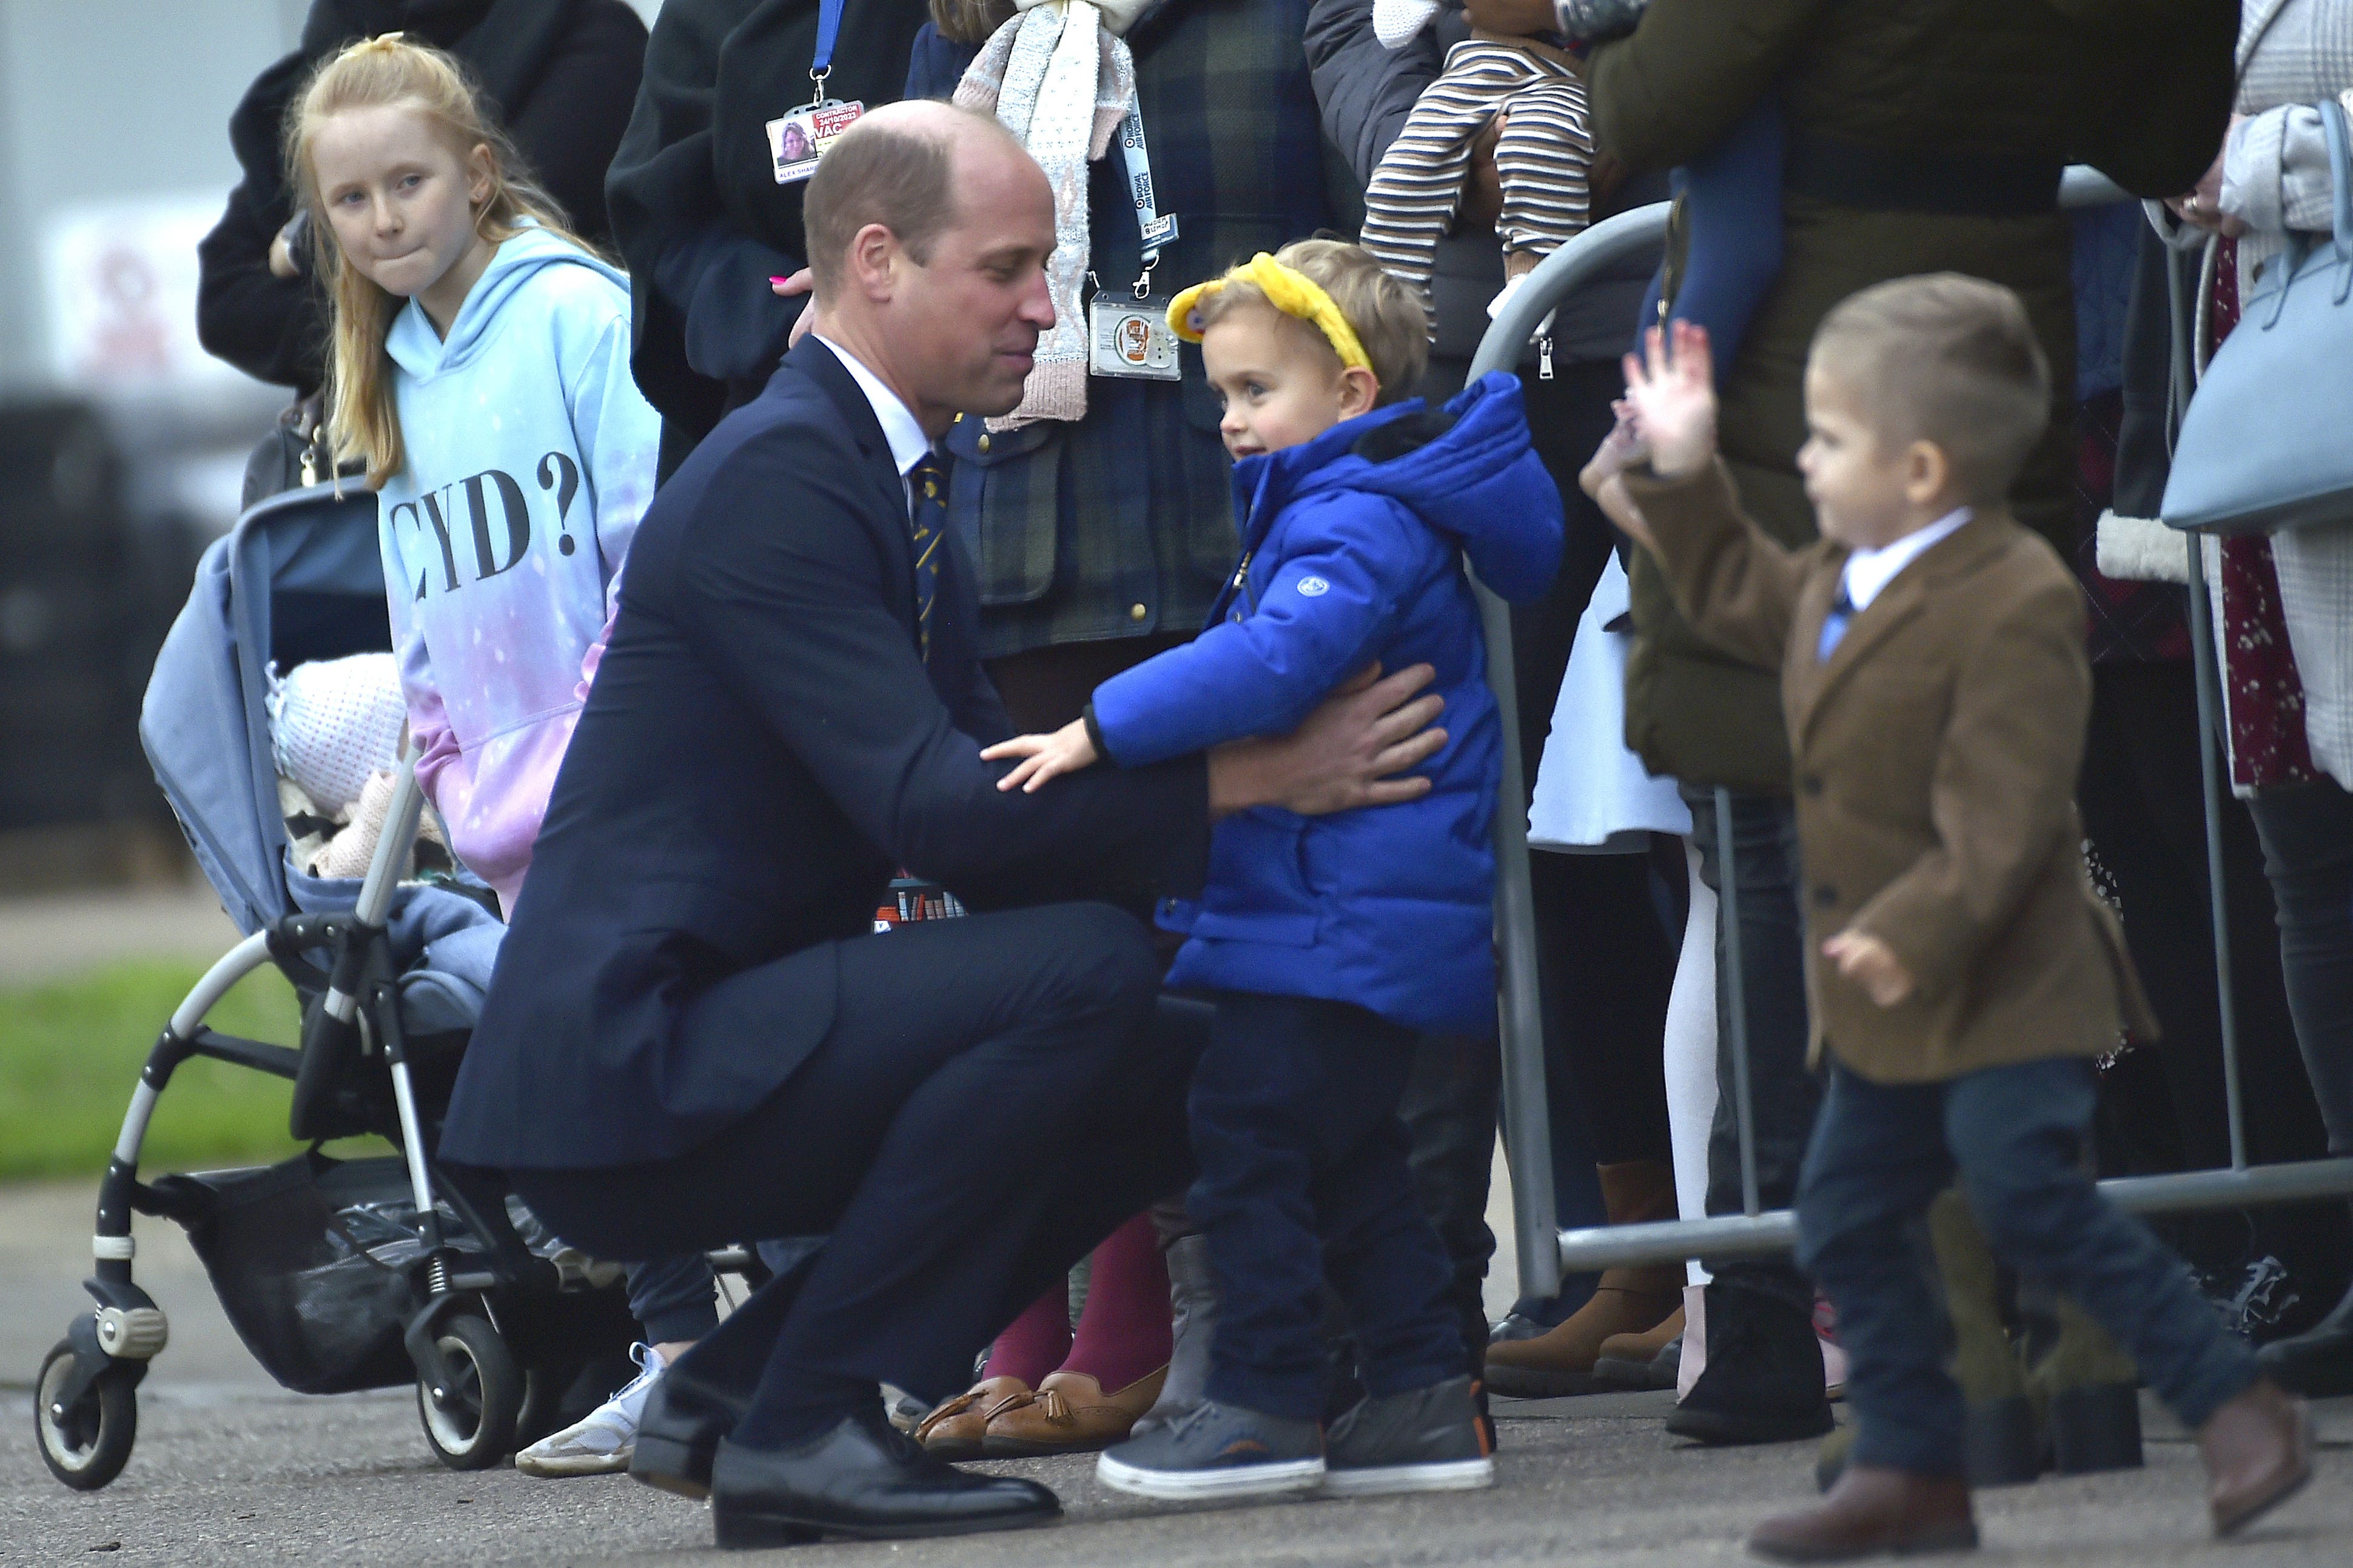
[
  {"xmin": 2247, "ymin": 776, "xmax": 2353, "ymax": 1156},
  {"xmin": 2078, "ymin": 662, "xmax": 2348, "ymax": 1294}
]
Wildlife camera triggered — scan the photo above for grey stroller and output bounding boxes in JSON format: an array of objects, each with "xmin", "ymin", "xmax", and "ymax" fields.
[{"xmin": 32, "ymin": 480, "xmax": 758, "ymax": 1489}]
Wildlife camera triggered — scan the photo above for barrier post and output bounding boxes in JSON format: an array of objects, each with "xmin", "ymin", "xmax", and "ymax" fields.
[{"xmin": 1469, "ymin": 204, "xmax": 1676, "ymax": 1302}]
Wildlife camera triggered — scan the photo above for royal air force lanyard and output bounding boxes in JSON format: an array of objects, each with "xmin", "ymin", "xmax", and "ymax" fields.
[
  {"xmin": 767, "ymin": 0, "xmax": 864, "ymax": 184},
  {"xmin": 1087, "ymin": 98, "xmax": 1184, "ymax": 381}
]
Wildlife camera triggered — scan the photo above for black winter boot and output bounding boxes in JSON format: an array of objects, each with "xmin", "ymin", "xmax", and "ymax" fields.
[{"xmin": 1667, "ymin": 1282, "xmax": 1834, "ymax": 1446}]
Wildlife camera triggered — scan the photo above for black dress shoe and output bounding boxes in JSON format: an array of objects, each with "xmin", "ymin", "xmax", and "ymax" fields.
[
  {"xmin": 710, "ymin": 1404, "xmax": 1061, "ymax": 1547},
  {"xmin": 631, "ymin": 1367, "xmax": 751, "ymax": 1500},
  {"xmin": 629, "ymin": 1242, "xmax": 823, "ymax": 1499},
  {"xmin": 2257, "ymin": 1281, "xmax": 2353, "ymax": 1397}
]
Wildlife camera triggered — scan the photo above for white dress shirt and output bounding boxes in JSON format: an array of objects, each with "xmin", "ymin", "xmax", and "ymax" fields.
[
  {"xmin": 814, "ymin": 333, "xmax": 933, "ymax": 513},
  {"xmin": 1839, "ymin": 506, "xmax": 1973, "ymax": 613}
]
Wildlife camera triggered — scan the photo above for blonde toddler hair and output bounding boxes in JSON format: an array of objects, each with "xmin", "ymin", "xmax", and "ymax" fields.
[
  {"xmin": 1186, "ymin": 238, "xmax": 1429, "ymax": 405},
  {"xmin": 286, "ymin": 33, "xmax": 593, "ymax": 488}
]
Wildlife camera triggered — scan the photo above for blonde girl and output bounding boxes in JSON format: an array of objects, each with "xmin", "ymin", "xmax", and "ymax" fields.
[
  {"xmin": 286, "ymin": 32, "xmax": 657, "ymax": 916},
  {"xmin": 287, "ymin": 36, "xmax": 699, "ymax": 1478}
]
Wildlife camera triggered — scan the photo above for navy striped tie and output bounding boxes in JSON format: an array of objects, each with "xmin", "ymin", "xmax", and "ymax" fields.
[
  {"xmin": 1817, "ymin": 588, "xmax": 1858, "ymax": 662},
  {"xmin": 907, "ymin": 452, "xmax": 947, "ymax": 663}
]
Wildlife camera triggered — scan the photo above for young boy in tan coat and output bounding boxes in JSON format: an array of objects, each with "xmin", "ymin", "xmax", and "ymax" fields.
[{"xmin": 1588, "ymin": 276, "xmax": 2311, "ymax": 1561}]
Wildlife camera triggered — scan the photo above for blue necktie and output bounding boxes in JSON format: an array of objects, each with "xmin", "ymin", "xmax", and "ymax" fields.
[
  {"xmin": 906, "ymin": 452, "xmax": 947, "ymax": 663},
  {"xmin": 1817, "ymin": 588, "xmax": 1857, "ymax": 662}
]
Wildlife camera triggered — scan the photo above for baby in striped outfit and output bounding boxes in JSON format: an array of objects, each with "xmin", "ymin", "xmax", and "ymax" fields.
[{"xmin": 1360, "ymin": 0, "xmax": 1611, "ymax": 317}]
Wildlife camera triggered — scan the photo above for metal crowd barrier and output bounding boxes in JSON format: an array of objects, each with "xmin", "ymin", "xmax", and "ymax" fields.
[{"xmin": 1468, "ymin": 167, "xmax": 2353, "ymax": 1289}]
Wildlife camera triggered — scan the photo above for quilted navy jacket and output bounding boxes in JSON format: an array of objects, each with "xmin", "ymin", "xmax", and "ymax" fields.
[{"xmin": 1090, "ymin": 373, "xmax": 1562, "ymax": 1034}]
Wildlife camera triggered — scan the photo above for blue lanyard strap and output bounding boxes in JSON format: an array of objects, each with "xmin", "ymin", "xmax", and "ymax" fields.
[
  {"xmin": 1119, "ymin": 97, "xmax": 1179, "ymax": 293},
  {"xmin": 810, "ymin": 0, "xmax": 845, "ymax": 102}
]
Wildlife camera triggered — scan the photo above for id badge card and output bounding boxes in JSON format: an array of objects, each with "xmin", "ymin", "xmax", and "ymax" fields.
[
  {"xmin": 1089, "ymin": 295, "xmax": 1181, "ymax": 381},
  {"xmin": 768, "ymin": 98, "xmax": 865, "ymax": 184}
]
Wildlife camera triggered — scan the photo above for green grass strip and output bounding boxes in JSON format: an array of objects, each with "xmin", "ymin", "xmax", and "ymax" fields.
[{"xmin": 0, "ymin": 960, "xmax": 315, "ymax": 1182}]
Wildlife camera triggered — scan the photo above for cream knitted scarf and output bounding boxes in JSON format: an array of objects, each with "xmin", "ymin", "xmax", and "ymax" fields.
[{"xmin": 955, "ymin": 0, "xmax": 1151, "ymax": 426}]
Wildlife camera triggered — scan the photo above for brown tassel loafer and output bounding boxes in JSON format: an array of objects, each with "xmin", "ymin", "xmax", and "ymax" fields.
[{"xmin": 983, "ymin": 1366, "xmax": 1169, "ymax": 1458}]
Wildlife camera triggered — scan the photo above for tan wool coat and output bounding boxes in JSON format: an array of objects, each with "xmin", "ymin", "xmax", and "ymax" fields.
[{"xmin": 1623, "ymin": 461, "xmax": 2158, "ymax": 1085}]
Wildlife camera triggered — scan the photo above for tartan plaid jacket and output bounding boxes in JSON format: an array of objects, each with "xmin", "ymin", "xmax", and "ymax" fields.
[{"xmin": 907, "ymin": 0, "xmax": 1355, "ymax": 658}]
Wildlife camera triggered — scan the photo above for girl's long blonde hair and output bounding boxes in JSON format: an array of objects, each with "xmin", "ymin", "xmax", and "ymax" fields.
[{"xmin": 285, "ymin": 34, "xmax": 594, "ymax": 487}]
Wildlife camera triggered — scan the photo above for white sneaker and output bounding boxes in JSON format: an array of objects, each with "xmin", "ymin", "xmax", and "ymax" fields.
[{"xmin": 514, "ymin": 1342, "xmax": 667, "ymax": 1478}]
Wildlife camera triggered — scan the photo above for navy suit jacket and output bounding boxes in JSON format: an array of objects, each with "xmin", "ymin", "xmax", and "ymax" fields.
[{"xmin": 438, "ymin": 337, "xmax": 1210, "ymax": 1170}]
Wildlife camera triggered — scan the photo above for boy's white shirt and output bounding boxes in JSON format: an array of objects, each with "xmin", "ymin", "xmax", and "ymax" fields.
[{"xmin": 1838, "ymin": 507, "xmax": 1972, "ymax": 612}]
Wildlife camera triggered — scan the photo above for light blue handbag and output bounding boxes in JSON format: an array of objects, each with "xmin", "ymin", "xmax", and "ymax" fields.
[{"xmin": 2164, "ymin": 96, "xmax": 2353, "ymax": 535}]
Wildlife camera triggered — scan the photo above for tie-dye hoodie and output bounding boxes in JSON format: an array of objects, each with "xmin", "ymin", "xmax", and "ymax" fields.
[{"xmin": 378, "ymin": 224, "xmax": 659, "ymax": 913}]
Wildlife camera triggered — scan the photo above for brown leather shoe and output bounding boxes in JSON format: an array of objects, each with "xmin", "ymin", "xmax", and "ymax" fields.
[
  {"xmin": 913, "ymin": 1376, "xmax": 1030, "ymax": 1461},
  {"xmin": 2199, "ymin": 1379, "xmax": 2311, "ymax": 1536},
  {"xmin": 1747, "ymin": 1464, "xmax": 1976, "ymax": 1563},
  {"xmin": 982, "ymin": 1365, "xmax": 1167, "ymax": 1456}
]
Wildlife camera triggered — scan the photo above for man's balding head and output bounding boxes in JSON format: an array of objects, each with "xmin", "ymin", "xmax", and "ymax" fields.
[
  {"xmin": 801, "ymin": 98, "xmax": 1056, "ymax": 434},
  {"xmin": 802, "ymin": 100, "xmax": 1023, "ymax": 295}
]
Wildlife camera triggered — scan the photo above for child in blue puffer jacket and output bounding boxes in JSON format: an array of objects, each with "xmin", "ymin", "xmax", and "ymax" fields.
[{"xmin": 984, "ymin": 240, "xmax": 1562, "ymax": 1502}]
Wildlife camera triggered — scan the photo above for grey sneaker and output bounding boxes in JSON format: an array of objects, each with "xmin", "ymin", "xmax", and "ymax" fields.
[
  {"xmin": 1322, "ymin": 1375, "xmax": 1494, "ymax": 1497},
  {"xmin": 1095, "ymin": 1398, "xmax": 1324, "ymax": 1501},
  {"xmin": 514, "ymin": 1342, "xmax": 665, "ymax": 1478}
]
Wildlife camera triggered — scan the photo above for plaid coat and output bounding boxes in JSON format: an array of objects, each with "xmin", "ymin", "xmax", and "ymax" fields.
[{"xmin": 907, "ymin": 0, "xmax": 1351, "ymax": 658}]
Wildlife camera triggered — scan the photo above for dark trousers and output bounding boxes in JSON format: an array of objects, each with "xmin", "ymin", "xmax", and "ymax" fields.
[
  {"xmin": 514, "ymin": 902, "xmax": 1199, "ymax": 1444},
  {"xmin": 1685, "ymin": 788, "xmax": 1822, "ymax": 1311},
  {"xmin": 625, "ymin": 1255, "xmax": 719, "ymax": 1346},
  {"xmin": 1189, "ymin": 993, "xmax": 1465, "ymax": 1421},
  {"xmin": 2248, "ymin": 777, "xmax": 2353, "ymax": 1155},
  {"xmin": 1398, "ymin": 1031, "xmax": 1503, "ymax": 1373},
  {"xmin": 1800, "ymin": 1057, "xmax": 2257, "ymax": 1477},
  {"xmin": 2080, "ymin": 665, "xmax": 2346, "ymax": 1296}
]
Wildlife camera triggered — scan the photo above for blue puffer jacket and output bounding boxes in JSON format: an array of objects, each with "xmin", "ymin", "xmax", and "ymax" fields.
[{"xmin": 1090, "ymin": 372, "xmax": 1563, "ymax": 1035}]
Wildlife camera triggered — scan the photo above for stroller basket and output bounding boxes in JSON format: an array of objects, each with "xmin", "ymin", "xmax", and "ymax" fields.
[
  {"xmin": 152, "ymin": 1153, "xmax": 424, "ymax": 1396},
  {"xmin": 149, "ymin": 1151, "xmax": 611, "ymax": 1397}
]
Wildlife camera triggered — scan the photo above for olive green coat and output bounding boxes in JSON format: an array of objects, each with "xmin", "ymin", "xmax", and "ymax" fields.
[{"xmin": 1588, "ymin": 0, "xmax": 2240, "ymax": 792}]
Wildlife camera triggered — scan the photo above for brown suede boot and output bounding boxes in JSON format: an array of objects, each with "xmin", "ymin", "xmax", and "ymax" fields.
[
  {"xmin": 1748, "ymin": 1464, "xmax": 1977, "ymax": 1562},
  {"xmin": 2199, "ymin": 1379, "xmax": 2311, "ymax": 1537},
  {"xmin": 1485, "ymin": 1161, "xmax": 1680, "ymax": 1398}
]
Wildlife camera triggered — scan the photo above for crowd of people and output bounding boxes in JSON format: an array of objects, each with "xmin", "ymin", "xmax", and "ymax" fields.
[{"xmin": 192, "ymin": 0, "xmax": 2353, "ymax": 1557}]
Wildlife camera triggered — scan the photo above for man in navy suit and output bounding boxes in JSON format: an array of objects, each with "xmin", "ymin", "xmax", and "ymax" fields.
[{"xmin": 436, "ymin": 101, "xmax": 1449, "ymax": 1548}]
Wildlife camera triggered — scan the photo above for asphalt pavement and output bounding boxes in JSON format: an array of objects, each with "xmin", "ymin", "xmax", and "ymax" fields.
[{"xmin": 5, "ymin": 1179, "xmax": 2352, "ymax": 1567}]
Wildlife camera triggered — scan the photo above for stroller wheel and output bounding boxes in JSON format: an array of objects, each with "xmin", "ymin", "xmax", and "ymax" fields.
[
  {"xmin": 417, "ymin": 1313, "xmax": 522, "ymax": 1470},
  {"xmin": 36, "ymin": 1339, "xmax": 136, "ymax": 1490}
]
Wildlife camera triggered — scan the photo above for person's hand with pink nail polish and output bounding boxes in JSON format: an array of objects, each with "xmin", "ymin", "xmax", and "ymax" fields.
[{"xmin": 771, "ymin": 268, "xmax": 817, "ymax": 349}]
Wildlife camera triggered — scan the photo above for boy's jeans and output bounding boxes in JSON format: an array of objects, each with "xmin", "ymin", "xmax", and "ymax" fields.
[
  {"xmin": 1188, "ymin": 993, "xmax": 1467, "ymax": 1421},
  {"xmin": 1797, "ymin": 1057, "xmax": 2258, "ymax": 1476}
]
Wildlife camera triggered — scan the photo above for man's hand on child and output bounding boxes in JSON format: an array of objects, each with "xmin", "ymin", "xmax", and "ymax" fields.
[
  {"xmin": 1620, "ymin": 321, "xmax": 1718, "ymax": 480},
  {"xmin": 1824, "ymin": 931, "xmax": 1916, "ymax": 1008},
  {"xmin": 981, "ymin": 719, "xmax": 1100, "ymax": 793}
]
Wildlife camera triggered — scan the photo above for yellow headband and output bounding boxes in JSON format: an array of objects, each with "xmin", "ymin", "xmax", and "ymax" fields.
[{"xmin": 1167, "ymin": 253, "xmax": 1372, "ymax": 374}]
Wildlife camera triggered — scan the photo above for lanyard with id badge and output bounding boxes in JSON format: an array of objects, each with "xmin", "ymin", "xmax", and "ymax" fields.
[
  {"xmin": 1087, "ymin": 101, "xmax": 1183, "ymax": 382},
  {"xmin": 768, "ymin": 0, "xmax": 862, "ymax": 183}
]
